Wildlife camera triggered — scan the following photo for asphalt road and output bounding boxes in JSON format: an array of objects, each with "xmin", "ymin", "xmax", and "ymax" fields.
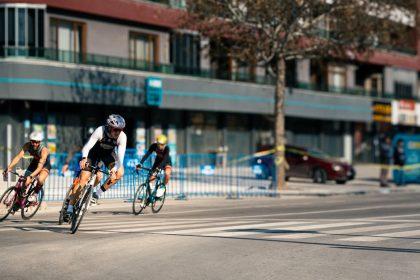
[{"xmin": 1, "ymin": 193, "xmax": 420, "ymax": 280}]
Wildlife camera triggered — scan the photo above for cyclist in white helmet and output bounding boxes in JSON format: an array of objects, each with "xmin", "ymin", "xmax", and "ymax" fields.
[
  {"xmin": 3, "ymin": 131, "xmax": 51, "ymax": 210},
  {"xmin": 64, "ymin": 114, "xmax": 127, "ymax": 220}
]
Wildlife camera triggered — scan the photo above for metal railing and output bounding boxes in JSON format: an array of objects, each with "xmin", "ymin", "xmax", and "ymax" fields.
[
  {"xmin": 5, "ymin": 153, "xmax": 276, "ymax": 201},
  {"xmin": 295, "ymin": 82, "xmax": 418, "ymax": 101}
]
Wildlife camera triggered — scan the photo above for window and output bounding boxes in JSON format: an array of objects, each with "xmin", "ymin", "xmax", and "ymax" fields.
[
  {"xmin": 18, "ymin": 8, "xmax": 25, "ymax": 46},
  {"xmin": 7, "ymin": 8, "xmax": 15, "ymax": 47},
  {"xmin": 170, "ymin": 33, "xmax": 200, "ymax": 74},
  {"xmin": 37, "ymin": 9, "xmax": 44, "ymax": 49},
  {"xmin": 0, "ymin": 6, "xmax": 45, "ymax": 56},
  {"xmin": 394, "ymin": 82, "xmax": 413, "ymax": 99},
  {"xmin": 210, "ymin": 40, "xmax": 232, "ymax": 80},
  {"xmin": 0, "ymin": 8, "xmax": 4, "ymax": 55},
  {"xmin": 328, "ymin": 64, "xmax": 346, "ymax": 91},
  {"xmin": 129, "ymin": 32, "xmax": 158, "ymax": 63},
  {"xmin": 50, "ymin": 18, "xmax": 85, "ymax": 62}
]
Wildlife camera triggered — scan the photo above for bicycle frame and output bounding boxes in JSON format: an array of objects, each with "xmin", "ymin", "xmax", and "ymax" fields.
[
  {"xmin": 7, "ymin": 171, "xmax": 35, "ymax": 209},
  {"xmin": 138, "ymin": 167, "xmax": 163, "ymax": 202}
]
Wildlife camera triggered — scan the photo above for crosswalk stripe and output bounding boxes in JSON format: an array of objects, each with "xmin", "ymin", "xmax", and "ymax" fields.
[
  {"xmin": 340, "ymin": 229, "xmax": 420, "ymax": 242},
  {"xmin": 156, "ymin": 221, "xmax": 312, "ymax": 235},
  {"xmin": 203, "ymin": 222, "xmax": 317, "ymax": 238},
  {"xmin": 260, "ymin": 223, "xmax": 419, "ymax": 240},
  {"xmin": 242, "ymin": 222, "xmax": 369, "ymax": 239},
  {"xmin": 79, "ymin": 220, "xmax": 255, "ymax": 233}
]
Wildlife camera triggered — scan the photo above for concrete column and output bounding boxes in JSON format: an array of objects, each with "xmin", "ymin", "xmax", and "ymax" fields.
[
  {"xmin": 383, "ymin": 67, "xmax": 394, "ymax": 96},
  {"xmin": 346, "ymin": 65, "xmax": 357, "ymax": 89},
  {"xmin": 200, "ymin": 37, "xmax": 210, "ymax": 71},
  {"xmin": 416, "ymin": 0, "xmax": 420, "ymax": 55},
  {"xmin": 6, "ymin": 124, "xmax": 11, "ymax": 187},
  {"xmin": 296, "ymin": 59, "xmax": 310, "ymax": 85},
  {"xmin": 343, "ymin": 122, "xmax": 353, "ymax": 163}
]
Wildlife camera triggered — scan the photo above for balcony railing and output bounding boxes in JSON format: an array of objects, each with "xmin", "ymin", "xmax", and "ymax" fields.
[
  {"xmin": 296, "ymin": 82, "xmax": 418, "ymax": 101},
  {"xmin": 1, "ymin": 47, "xmax": 416, "ymax": 101}
]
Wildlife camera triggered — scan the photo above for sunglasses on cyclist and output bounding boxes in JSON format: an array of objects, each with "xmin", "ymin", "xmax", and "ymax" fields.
[
  {"xmin": 30, "ymin": 140, "xmax": 41, "ymax": 144},
  {"xmin": 110, "ymin": 128, "xmax": 123, "ymax": 133}
]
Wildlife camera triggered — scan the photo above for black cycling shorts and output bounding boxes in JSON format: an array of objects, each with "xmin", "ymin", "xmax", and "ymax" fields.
[
  {"xmin": 84, "ymin": 150, "xmax": 117, "ymax": 171},
  {"xmin": 26, "ymin": 156, "xmax": 52, "ymax": 174}
]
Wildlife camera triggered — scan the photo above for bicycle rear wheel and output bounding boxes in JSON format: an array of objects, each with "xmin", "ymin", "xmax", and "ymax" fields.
[
  {"xmin": 0, "ymin": 187, "xmax": 17, "ymax": 222},
  {"xmin": 58, "ymin": 186, "xmax": 72, "ymax": 225},
  {"xmin": 71, "ymin": 186, "xmax": 92, "ymax": 234},
  {"xmin": 132, "ymin": 183, "xmax": 148, "ymax": 215},
  {"xmin": 151, "ymin": 183, "xmax": 166, "ymax": 214},
  {"xmin": 21, "ymin": 187, "xmax": 44, "ymax": 220}
]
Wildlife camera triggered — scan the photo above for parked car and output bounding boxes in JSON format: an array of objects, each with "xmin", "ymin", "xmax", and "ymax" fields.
[{"xmin": 251, "ymin": 145, "xmax": 355, "ymax": 184}]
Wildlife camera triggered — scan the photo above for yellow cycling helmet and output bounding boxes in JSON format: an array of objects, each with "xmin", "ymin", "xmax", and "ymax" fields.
[{"xmin": 156, "ymin": 134, "xmax": 168, "ymax": 145}]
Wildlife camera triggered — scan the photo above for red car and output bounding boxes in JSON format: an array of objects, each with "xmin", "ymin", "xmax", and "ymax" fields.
[{"xmin": 252, "ymin": 145, "xmax": 355, "ymax": 184}]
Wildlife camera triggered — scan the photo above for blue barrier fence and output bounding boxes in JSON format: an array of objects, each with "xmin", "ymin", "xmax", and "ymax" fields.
[{"xmin": 30, "ymin": 151, "xmax": 277, "ymax": 201}]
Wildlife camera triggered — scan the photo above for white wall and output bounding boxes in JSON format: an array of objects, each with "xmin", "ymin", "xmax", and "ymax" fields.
[{"xmin": 46, "ymin": 13, "xmax": 170, "ymax": 64}]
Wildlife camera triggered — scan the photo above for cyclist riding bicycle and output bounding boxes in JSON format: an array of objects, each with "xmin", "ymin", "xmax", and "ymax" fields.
[
  {"xmin": 64, "ymin": 114, "xmax": 127, "ymax": 221},
  {"xmin": 3, "ymin": 131, "xmax": 51, "ymax": 209},
  {"xmin": 61, "ymin": 144, "xmax": 103, "ymax": 193},
  {"xmin": 136, "ymin": 135, "xmax": 172, "ymax": 197}
]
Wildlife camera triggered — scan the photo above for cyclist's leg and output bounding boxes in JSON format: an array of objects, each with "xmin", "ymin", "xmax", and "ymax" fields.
[
  {"xmin": 101, "ymin": 164, "xmax": 124, "ymax": 191},
  {"xmin": 164, "ymin": 165, "xmax": 172, "ymax": 185},
  {"xmin": 69, "ymin": 159, "xmax": 94, "ymax": 206},
  {"xmin": 33, "ymin": 168, "xmax": 50, "ymax": 194},
  {"xmin": 94, "ymin": 162, "xmax": 104, "ymax": 187}
]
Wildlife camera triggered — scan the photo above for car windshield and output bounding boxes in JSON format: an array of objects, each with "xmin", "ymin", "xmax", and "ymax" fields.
[{"xmin": 309, "ymin": 149, "xmax": 331, "ymax": 159}]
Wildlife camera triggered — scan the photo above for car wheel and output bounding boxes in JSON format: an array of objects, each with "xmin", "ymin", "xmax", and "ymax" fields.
[
  {"xmin": 313, "ymin": 168, "xmax": 327, "ymax": 184},
  {"xmin": 336, "ymin": 180, "xmax": 347, "ymax": 185}
]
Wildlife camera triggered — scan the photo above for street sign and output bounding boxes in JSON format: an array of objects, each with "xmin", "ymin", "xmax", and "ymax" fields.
[{"xmin": 145, "ymin": 77, "xmax": 163, "ymax": 106}]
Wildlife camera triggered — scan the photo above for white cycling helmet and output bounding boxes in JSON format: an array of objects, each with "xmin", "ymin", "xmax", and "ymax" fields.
[
  {"xmin": 29, "ymin": 131, "xmax": 44, "ymax": 142},
  {"xmin": 106, "ymin": 114, "xmax": 126, "ymax": 129}
]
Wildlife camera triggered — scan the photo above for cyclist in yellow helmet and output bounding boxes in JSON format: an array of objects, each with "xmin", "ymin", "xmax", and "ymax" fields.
[{"xmin": 136, "ymin": 134, "xmax": 172, "ymax": 196}]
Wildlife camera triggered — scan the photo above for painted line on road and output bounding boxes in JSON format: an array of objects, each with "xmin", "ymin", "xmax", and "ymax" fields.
[
  {"xmin": 79, "ymin": 220, "xmax": 256, "ymax": 233},
  {"xmin": 157, "ymin": 221, "xmax": 312, "ymax": 236},
  {"xmin": 340, "ymin": 229, "xmax": 420, "ymax": 242},
  {"xmin": 259, "ymin": 222, "xmax": 370, "ymax": 239}
]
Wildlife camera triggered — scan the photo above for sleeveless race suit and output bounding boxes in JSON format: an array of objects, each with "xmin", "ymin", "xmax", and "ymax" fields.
[{"xmin": 81, "ymin": 126, "xmax": 127, "ymax": 170}]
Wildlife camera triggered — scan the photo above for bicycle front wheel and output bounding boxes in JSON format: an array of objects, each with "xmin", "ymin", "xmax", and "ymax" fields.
[
  {"xmin": 21, "ymin": 187, "xmax": 44, "ymax": 220},
  {"xmin": 132, "ymin": 183, "xmax": 148, "ymax": 215},
  {"xmin": 0, "ymin": 187, "xmax": 18, "ymax": 222},
  {"xmin": 71, "ymin": 186, "xmax": 92, "ymax": 234},
  {"xmin": 151, "ymin": 183, "xmax": 166, "ymax": 214}
]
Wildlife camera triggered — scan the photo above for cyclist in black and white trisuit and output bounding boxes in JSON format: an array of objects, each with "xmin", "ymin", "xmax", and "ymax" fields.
[{"xmin": 65, "ymin": 115, "xmax": 127, "ymax": 220}]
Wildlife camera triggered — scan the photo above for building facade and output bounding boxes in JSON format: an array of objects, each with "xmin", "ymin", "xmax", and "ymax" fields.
[{"xmin": 0, "ymin": 0, "xmax": 419, "ymax": 168}]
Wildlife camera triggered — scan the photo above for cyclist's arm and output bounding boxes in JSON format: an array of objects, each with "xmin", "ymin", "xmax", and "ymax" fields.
[
  {"xmin": 115, "ymin": 133, "xmax": 127, "ymax": 170},
  {"xmin": 81, "ymin": 127, "xmax": 102, "ymax": 158},
  {"xmin": 6, "ymin": 143, "xmax": 28, "ymax": 171},
  {"xmin": 140, "ymin": 144, "xmax": 155, "ymax": 165},
  {"xmin": 29, "ymin": 147, "xmax": 49, "ymax": 178}
]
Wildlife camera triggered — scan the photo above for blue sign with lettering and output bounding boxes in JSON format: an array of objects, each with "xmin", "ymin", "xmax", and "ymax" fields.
[
  {"xmin": 145, "ymin": 77, "xmax": 163, "ymax": 106},
  {"xmin": 392, "ymin": 134, "xmax": 420, "ymax": 184}
]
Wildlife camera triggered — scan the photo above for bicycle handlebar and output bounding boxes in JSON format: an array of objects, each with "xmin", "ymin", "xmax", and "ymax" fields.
[
  {"xmin": 135, "ymin": 166, "xmax": 161, "ymax": 175},
  {"xmin": 3, "ymin": 170, "xmax": 25, "ymax": 178},
  {"xmin": 85, "ymin": 163, "xmax": 110, "ymax": 175}
]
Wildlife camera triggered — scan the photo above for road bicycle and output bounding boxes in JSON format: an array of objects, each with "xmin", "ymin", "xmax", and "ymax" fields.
[
  {"xmin": 58, "ymin": 164, "xmax": 108, "ymax": 234},
  {"xmin": 132, "ymin": 166, "xmax": 166, "ymax": 215},
  {"xmin": 0, "ymin": 170, "xmax": 44, "ymax": 221}
]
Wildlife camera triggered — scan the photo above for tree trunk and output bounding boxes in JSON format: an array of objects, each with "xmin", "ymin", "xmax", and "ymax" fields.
[{"xmin": 275, "ymin": 57, "xmax": 286, "ymax": 190}]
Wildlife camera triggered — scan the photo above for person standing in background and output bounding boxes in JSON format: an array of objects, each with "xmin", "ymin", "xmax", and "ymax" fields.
[
  {"xmin": 379, "ymin": 136, "xmax": 392, "ymax": 187},
  {"xmin": 393, "ymin": 139, "xmax": 406, "ymax": 186}
]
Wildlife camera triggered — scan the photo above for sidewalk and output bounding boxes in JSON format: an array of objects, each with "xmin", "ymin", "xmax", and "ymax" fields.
[{"xmin": 280, "ymin": 164, "xmax": 420, "ymax": 196}]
